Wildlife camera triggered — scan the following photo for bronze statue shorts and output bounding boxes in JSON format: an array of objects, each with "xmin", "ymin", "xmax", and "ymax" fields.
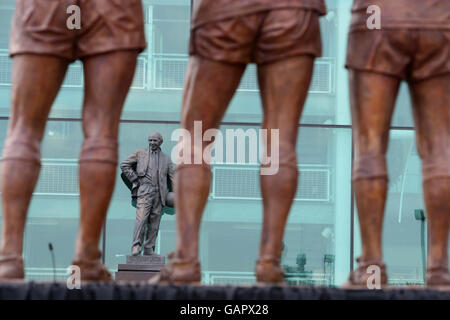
[
  {"xmin": 189, "ymin": 9, "xmax": 322, "ymax": 64},
  {"xmin": 9, "ymin": 0, "xmax": 147, "ymax": 61},
  {"xmin": 346, "ymin": 29, "xmax": 450, "ymax": 81}
]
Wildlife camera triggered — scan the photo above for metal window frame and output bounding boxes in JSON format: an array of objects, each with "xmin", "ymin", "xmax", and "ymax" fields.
[
  {"xmin": 130, "ymin": 56, "xmax": 148, "ymax": 90},
  {"xmin": 152, "ymin": 53, "xmax": 188, "ymax": 90},
  {"xmin": 149, "ymin": 53, "xmax": 335, "ymax": 94},
  {"xmin": 0, "ymin": 49, "xmax": 147, "ymax": 90},
  {"xmin": 210, "ymin": 163, "xmax": 331, "ymax": 202},
  {"xmin": 33, "ymin": 158, "xmax": 80, "ymax": 197},
  {"xmin": 309, "ymin": 57, "xmax": 335, "ymax": 95}
]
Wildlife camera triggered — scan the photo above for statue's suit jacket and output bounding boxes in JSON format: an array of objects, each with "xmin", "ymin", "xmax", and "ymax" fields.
[{"xmin": 120, "ymin": 149, "xmax": 174, "ymax": 207}]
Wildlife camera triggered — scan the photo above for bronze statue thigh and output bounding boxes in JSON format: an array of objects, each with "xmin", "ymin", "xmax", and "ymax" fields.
[
  {"xmin": 408, "ymin": 70, "xmax": 450, "ymax": 183},
  {"xmin": 2, "ymin": 56, "xmax": 69, "ymax": 162},
  {"xmin": 349, "ymin": 70, "xmax": 401, "ymax": 180},
  {"xmin": 79, "ymin": 51, "xmax": 138, "ymax": 164},
  {"xmin": 256, "ymin": 8, "xmax": 322, "ymax": 145},
  {"xmin": 346, "ymin": 29, "xmax": 405, "ymax": 179},
  {"xmin": 183, "ymin": 8, "xmax": 322, "ymax": 146},
  {"xmin": 347, "ymin": 28, "xmax": 450, "ymax": 179}
]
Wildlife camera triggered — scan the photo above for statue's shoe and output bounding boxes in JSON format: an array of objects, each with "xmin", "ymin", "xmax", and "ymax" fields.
[
  {"xmin": 427, "ymin": 261, "xmax": 450, "ymax": 291},
  {"xmin": 255, "ymin": 256, "xmax": 285, "ymax": 285},
  {"xmin": 0, "ymin": 255, "xmax": 24, "ymax": 281},
  {"xmin": 131, "ymin": 245, "xmax": 141, "ymax": 256},
  {"xmin": 72, "ymin": 253, "xmax": 112, "ymax": 282},
  {"xmin": 341, "ymin": 257, "xmax": 387, "ymax": 289},
  {"xmin": 148, "ymin": 252, "xmax": 201, "ymax": 285}
]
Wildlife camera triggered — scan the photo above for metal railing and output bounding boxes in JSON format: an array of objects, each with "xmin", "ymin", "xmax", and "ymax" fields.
[
  {"xmin": 211, "ymin": 163, "xmax": 331, "ymax": 202},
  {"xmin": 0, "ymin": 49, "xmax": 334, "ymax": 94},
  {"xmin": 0, "ymin": 49, "xmax": 147, "ymax": 90},
  {"xmin": 202, "ymin": 271, "xmax": 333, "ymax": 286},
  {"xmin": 152, "ymin": 53, "xmax": 335, "ymax": 94},
  {"xmin": 34, "ymin": 159, "xmax": 79, "ymax": 196}
]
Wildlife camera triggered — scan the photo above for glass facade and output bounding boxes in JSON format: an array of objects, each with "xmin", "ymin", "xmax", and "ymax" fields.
[{"xmin": 0, "ymin": 0, "xmax": 445, "ymax": 285}]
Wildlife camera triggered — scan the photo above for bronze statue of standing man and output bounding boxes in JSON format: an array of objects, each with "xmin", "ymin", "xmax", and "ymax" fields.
[
  {"xmin": 120, "ymin": 133, "xmax": 175, "ymax": 257},
  {"xmin": 0, "ymin": 0, "xmax": 146, "ymax": 281},
  {"xmin": 345, "ymin": 0, "xmax": 449, "ymax": 289},
  {"xmin": 152, "ymin": 0, "xmax": 327, "ymax": 284}
]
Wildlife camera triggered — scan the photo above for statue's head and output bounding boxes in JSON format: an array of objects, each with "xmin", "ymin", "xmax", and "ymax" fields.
[{"xmin": 148, "ymin": 132, "xmax": 163, "ymax": 151}]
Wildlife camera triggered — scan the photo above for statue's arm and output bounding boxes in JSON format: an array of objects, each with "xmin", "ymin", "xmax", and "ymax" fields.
[{"xmin": 120, "ymin": 151, "xmax": 139, "ymax": 183}]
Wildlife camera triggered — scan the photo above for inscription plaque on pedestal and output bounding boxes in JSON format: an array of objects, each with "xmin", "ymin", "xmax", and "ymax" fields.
[
  {"xmin": 116, "ymin": 255, "xmax": 166, "ymax": 282},
  {"xmin": 126, "ymin": 255, "xmax": 165, "ymax": 265}
]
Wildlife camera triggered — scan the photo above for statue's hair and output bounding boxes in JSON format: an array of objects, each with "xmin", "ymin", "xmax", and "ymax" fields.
[{"xmin": 148, "ymin": 132, "xmax": 163, "ymax": 144}]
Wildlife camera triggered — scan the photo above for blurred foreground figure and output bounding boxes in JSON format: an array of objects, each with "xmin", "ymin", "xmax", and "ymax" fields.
[
  {"xmin": 345, "ymin": 0, "xmax": 449, "ymax": 289},
  {"xmin": 151, "ymin": 0, "xmax": 326, "ymax": 284},
  {"xmin": 0, "ymin": 0, "xmax": 146, "ymax": 281}
]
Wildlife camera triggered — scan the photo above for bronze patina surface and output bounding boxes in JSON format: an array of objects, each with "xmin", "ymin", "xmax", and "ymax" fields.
[
  {"xmin": 10, "ymin": 0, "xmax": 146, "ymax": 61},
  {"xmin": 0, "ymin": 0, "xmax": 146, "ymax": 282},
  {"xmin": 151, "ymin": 1, "xmax": 326, "ymax": 284},
  {"xmin": 120, "ymin": 133, "xmax": 175, "ymax": 257},
  {"xmin": 192, "ymin": 0, "xmax": 326, "ymax": 27},
  {"xmin": 345, "ymin": 0, "xmax": 450, "ymax": 289}
]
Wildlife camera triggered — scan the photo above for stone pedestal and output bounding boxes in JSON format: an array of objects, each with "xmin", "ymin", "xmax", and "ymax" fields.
[{"xmin": 115, "ymin": 255, "xmax": 166, "ymax": 282}]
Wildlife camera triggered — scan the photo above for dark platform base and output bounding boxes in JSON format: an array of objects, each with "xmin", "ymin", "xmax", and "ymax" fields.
[
  {"xmin": 115, "ymin": 255, "xmax": 166, "ymax": 281},
  {"xmin": 115, "ymin": 270, "xmax": 160, "ymax": 281},
  {"xmin": 0, "ymin": 282, "xmax": 448, "ymax": 300}
]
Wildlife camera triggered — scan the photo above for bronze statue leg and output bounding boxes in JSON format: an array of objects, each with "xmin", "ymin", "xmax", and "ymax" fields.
[
  {"xmin": 160, "ymin": 56, "xmax": 245, "ymax": 283},
  {"xmin": 256, "ymin": 56, "xmax": 315, "ymax": 283},
  {"xmin": 143, "ymin": 202, "xmax": 163, "ymax": 255},
  {"xmin": 409, "ymin": 74, "xmax": 450, "ymax": 288},
  {"xmin": 73, "ymin": 50, "xmax": 139, "ymax": 281},
  {"xmin": 345, "ymin": 70, "xmax": 401, "ymax": 287},
  {"xmin": 132, "ymin": 195, "xmax": 152, "ymax": 255},
  {"xmin": 0, "ymin": 55, "xmax": 68, "ymax": 280}
]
